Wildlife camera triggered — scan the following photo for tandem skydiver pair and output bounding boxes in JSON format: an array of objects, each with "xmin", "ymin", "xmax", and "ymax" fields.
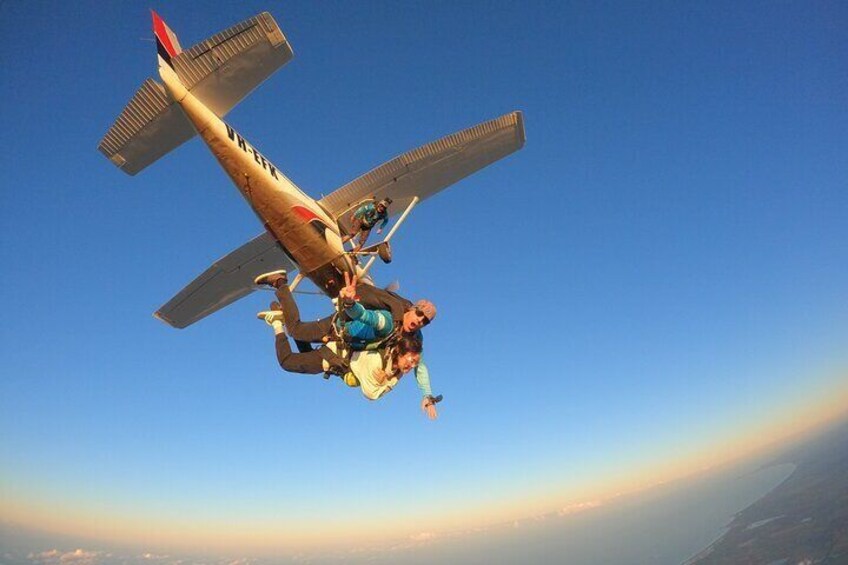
[{"xmin": 254, "ymin": 269, "xmax": 441, "ymax": 420}]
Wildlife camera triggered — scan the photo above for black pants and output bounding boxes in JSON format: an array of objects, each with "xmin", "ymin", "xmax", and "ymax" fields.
[
  {"xmin": 274, "ymin": 333, "xmax": 326, "ymax": 374},
  {"xmin": 275, "ymin": 284, "xmax": 334, "ymax": 348},
  {"xmin": 273, "ymin": 284, "xmax": 349, "ymax": 374}
]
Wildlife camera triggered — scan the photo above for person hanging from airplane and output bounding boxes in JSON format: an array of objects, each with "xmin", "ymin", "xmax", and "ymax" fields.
[
  {"xmin": 341, "ymin": 197, "xmax": 392, "ymax": 251},
  {"xmin": 255, "ymin": 270, "xmax": 440, "ymax": 418}
]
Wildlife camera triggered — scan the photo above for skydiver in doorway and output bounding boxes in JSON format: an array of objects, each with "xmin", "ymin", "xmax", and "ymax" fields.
[{"xmin": 341, "ymin": 197, "xmax": 392, "ymax": 251}]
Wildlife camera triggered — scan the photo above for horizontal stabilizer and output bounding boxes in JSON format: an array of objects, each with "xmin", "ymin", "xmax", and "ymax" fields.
[
  {"xmin": 98, "ymin": 79, "xmax": 196, "ymax": 175},
  {"xmin": 170, "ymin": 12, "xmax": 293, "ymax": 117},
  {"xmin": 319, "ymin": 111, "xmax": 525, "ymax": 231},
  {"xmin": 155, "ymin": 232, "xmax": 297, "ymax": 329},
  {"xmin": 98, "ymin": 12, "xmax": 293, "ymax": 175}
]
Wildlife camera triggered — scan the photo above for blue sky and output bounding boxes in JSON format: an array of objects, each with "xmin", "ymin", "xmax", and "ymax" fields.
[{"xmin": 1, "ymin": 0, "xmax": 847, "ymax": 558}]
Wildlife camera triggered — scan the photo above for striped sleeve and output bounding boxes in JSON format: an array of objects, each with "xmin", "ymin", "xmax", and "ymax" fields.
[{"xmin": 345, "ymin": 302, "xmax": 393, "ymax": 336}]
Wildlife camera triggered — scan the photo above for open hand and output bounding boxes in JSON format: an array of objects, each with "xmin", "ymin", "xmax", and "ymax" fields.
[
  {"xmin": 374, "ymin": 368, "xmax": 388, "ymax": 384},
  {"xmin": 421, "ymin": 397, "xmax": 438, "ymax": 420}
]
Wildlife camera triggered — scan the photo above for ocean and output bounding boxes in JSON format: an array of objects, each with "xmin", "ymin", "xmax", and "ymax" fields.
[{"xmin": 346, "ymin": 460, "xmax": 796, "ymax": 565}]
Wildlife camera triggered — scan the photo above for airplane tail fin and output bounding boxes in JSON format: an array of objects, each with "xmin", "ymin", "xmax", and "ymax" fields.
[
  {"xmin": 98, "ymin": 11, "xmax": 293, "ymax": 176},
  {"xmin": 96, "ymin": 11, "xmax": 193, "ymax": 176},
  {"xmin": 152, "ymin": 10, "xmax": 183, "ymax": 68}
]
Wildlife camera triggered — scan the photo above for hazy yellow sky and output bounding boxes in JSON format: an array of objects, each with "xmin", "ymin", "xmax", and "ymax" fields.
[{"xmin": 4, "ymin": 373, "xmax": 845, "ymax": 555}]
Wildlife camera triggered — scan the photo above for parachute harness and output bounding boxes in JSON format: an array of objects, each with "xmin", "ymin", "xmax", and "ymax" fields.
[{"xmin": 321, "ymin": 298, "xmax": 402, "ymax": 385}]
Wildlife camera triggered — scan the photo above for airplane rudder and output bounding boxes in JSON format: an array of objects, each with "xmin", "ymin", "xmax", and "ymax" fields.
[{"xmin": 151, "ymin": 10, "xmax": 183, "ymax": 68}]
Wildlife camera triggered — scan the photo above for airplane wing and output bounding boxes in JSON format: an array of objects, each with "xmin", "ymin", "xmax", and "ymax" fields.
[
  {"xmin": 99, "ymin": 12, "xmax": 293, "ymax": 175},
  {"xmin": 318, "ymin": 111, "xmax": 525, "ymax": 231},
  {"xmin": 155, "ymin": 111, "xmax": 524, "ymax": 328},
  {"xmin": 155, "ymin": 232, "xmax": 296, "ymax": 329}
]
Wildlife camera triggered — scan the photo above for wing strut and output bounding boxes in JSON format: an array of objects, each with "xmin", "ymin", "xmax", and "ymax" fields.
[{"xmin": 288, "ymin": 273, "xmax": 306, "ymax": 293}]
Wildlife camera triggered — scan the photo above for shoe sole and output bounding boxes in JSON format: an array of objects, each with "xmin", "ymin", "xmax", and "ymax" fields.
[
  {"xmin": 256, "ymin": 311, "xmax": 284, "ymax": 321},
  {"xmin": 254, "ymin": 269, "xmax": 287, "ymax": 286}
]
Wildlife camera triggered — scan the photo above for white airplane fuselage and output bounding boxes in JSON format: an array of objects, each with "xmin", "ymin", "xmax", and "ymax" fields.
[{"xmin": 159, "ymin": 61, "xmax": 349, "ymax": 295}]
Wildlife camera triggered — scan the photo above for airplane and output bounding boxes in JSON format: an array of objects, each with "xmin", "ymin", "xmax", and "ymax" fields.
[{"xmin": 99, "ymin": 11, "xmax": 525, "ymax": 329}]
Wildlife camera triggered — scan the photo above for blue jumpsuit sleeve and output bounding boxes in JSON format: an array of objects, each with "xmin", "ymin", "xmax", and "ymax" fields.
[
  {"xmin": 352, "ymin": 204, "xmax": 368, "ymax": 220},
  {"xmin": 378, "ymin": 212, "xmax": 389, "ymax": 230},
  {"xmin": 345, "ymin": 302, "xmax": 393, "ymax": 335},
  {"xmin": 414, "ymin": 360, "xmax": 432, "ymax": 398}
]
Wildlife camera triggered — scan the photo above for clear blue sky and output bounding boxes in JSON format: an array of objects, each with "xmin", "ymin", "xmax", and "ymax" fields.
[{"xmin": 1, "ymin": 0, "xmax": 846, "ymax": 558}]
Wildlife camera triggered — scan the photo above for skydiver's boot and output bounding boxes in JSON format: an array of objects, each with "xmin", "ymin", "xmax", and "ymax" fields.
[
  {"xmin": 256, "ymin": 301, "xmax": 285, "ymax": 335},
  {"xmin": 254, "ymin": 270, "xmax": 288, "ymax": 289}
]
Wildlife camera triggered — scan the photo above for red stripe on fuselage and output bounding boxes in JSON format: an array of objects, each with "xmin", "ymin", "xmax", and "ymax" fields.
[{"xmin": 292, "ymin": 205, "xmax": 324, "ymax": 224}]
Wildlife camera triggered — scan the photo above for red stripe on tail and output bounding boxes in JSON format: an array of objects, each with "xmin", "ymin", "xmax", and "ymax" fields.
[{"xmin": 151, "ymin": 10, "xmax": 178, "ymax": 58}]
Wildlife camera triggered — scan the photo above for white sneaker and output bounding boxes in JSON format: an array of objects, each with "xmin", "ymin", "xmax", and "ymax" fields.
[
  {"xmin": 256, "ymin": 301, "xmax": 284, "ymax": 327},
  {"xmin": 256, "ymin": 309, "xmax": 281, "ymax": 320}
]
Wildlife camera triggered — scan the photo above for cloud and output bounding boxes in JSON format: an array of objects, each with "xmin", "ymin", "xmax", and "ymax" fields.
[
  {"xmin": 408, "ymin": 531, "xmax": 435, "ymax": 542},
  {"xmin": 557, "ymin": 499, "xmax": 603, "ymax": 516},
  {"xmin": 29, "ymin": 550, "xmax": 61, "ymax": 560},
  {"xmin": 27, "ymin": 548, "xmax": 105, "ymax": 565}
]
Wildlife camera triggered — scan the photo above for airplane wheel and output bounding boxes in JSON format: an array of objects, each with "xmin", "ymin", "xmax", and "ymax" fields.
[{"xmin": 378, "ymin": 242, "xmax": 393, "ymax": 263}]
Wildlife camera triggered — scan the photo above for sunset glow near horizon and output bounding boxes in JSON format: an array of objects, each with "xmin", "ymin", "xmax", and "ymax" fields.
[
  {"xmin": 2, "ymin": 1, "xmax": 847, "ymax": 560},
  {"xmin": 5, "ymin": 384, "xmax": 847, "ymax": 552}
]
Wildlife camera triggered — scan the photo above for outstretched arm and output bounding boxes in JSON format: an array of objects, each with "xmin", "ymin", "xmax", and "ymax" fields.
[
  {"xmin": 416, "ymin": 361, "xmax": 437, "ymax": 420},
  {"xmin": 414, "ymin": 360, "xmax": 432, "ymax": 397}
]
